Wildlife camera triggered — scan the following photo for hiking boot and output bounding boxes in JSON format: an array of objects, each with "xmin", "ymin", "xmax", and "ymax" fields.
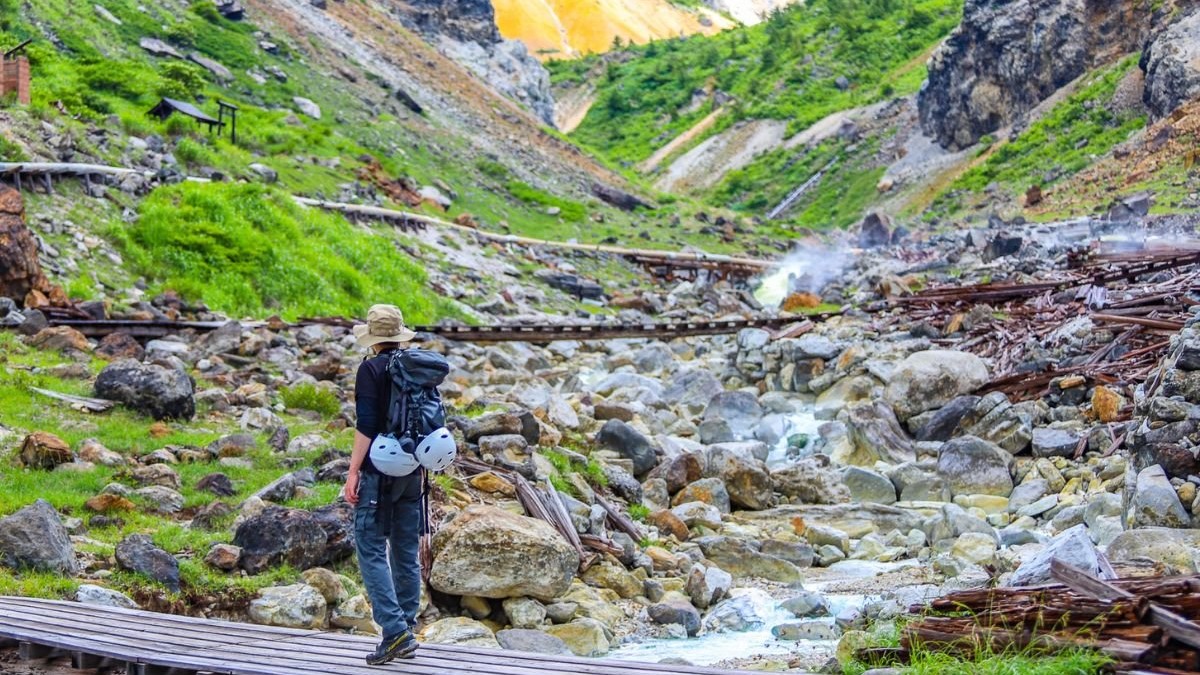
[{"xmin": 366, "ymin": 630, "xmax": 418, "ymax": 665}]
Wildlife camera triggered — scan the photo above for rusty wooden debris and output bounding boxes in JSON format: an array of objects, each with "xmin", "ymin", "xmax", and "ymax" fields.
[{"xmin": 883, "ymin": 564, "xmax": 1200, "ymax": 674}]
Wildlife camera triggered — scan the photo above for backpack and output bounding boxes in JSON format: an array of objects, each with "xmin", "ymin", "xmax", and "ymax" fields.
[{"xmin": 385, "ymin": 348, "xmax": 450, "ymax": 443}]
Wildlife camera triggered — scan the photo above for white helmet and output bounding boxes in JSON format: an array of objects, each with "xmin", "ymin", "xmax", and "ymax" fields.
[
  {"xmin": 369, "ymin": 434, "xmax": 420, "ymax": 477},
  {"xmin": 415, "ymin": 427, "xmax": 456, "ymax": 471}
]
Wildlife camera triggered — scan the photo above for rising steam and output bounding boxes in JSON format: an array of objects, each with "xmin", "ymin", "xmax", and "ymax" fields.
[{"xmin": 754, "ymin": 244, "xmax": 855, "ymax": 308}]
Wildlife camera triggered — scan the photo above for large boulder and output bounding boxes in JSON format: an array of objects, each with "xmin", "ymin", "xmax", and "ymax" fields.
[
  {"xmin": 936, "ymin": 436, "xmax": 1013, "ymax": 497},
  {"xmin": 1142, "ymin": 10, "xmax": 1200, "ymax": 118},
  {"xmin": 698, "ymin": 391, "xmax": 764, "ymax": 444},
  {"xmin": 686, "ymin": 563, "xmax": 733, "ymax": 610},
  {"xmin": 705, "ymin": 445, "xmax": 773, "ymax": 510},
  {"xmin": 595, "ymin": 419, "xmax": 657, "ymax": 476},
  {"xmin": 248, "ymin": 584, "xmax": 327, "ymax": 629},
  {"xmin": 233, "ymin": 506, "xmax": 330, "ymax": 574},
  {"xmin": 18, "ymin": 432, "xmax": 73, "ymax": 470},
  {"xmin": 1129, "ymin": 465, "xmax": 1191, "ymax": 528},
  {"xmin": 648, "ymin": 600, "xmax": 701, "ymax": 636},
  {"xmin": 1106, "ymin": 528, "xmax": 1200, "ymax": 572},
  {"xmin": 0, "ymin": 185, "xmax": 57, "ymax": 305},
  {"xmin": 115, "ymin": 534, "xmax": 179, "ymax": 592},
  {"xmin": 430, "ymin": 505, "xmax": 578, "ymax": 600},
  {"xmin": 1010, "ymin": 524, "xmax": 1103, "ymax": 586},
  {"xmin": 662, "ymin": 369, "xmax": 724, "ymax": 416},
  {"xmin": 884, "ymin": 351, "xmax": 989, "ymax": 421},
  {"xmin": 918, "ymin": 0, "xmax": 1157, "ymax": 149},
  {"xmin": 0, "ymin": 499, "xmax": 77, "ymax": 575},
  {"xmin": 542, "ymin": 618, "xmax": 610, "ymax": 657},
  {"xmin": 694, "ymin": 536, "xmax": 802, "ymax": 583},
  {"xmin": 94, "ymin": 360, "xmax": 195, "ymax": 420},
  {"xmin": 772, "ymin": 458, "xmax": 851, "ymax": 504}
]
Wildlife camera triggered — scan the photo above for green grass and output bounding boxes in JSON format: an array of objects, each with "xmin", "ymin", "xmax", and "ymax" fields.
[
  {"xmin": 281, "ymin": 383, "xmax": 342, "ymax": 418},
  {"xmin": 554, "ymin": 0, "xmax": 963, "ymax": 167},
  {"xmin": 928, "ymin": 55, "xmax": 1146, "ymax": 217},
  {"xmin": 506, "ymin": 181, "xmax": 588, "ymax": 223},
  {"xmin": 103, "ymin": 182, "xmax": 464, "ymax": 321},
  {"xmin": 627, "ymin": 503, "xmax": 649, "ymax": 521},
  {"xmin": 0, "ymin": 331, "xmax": 356, "ymax": 599},
  {"xmin": 849, "ymin": 648, "xmax": 1111, "ymax": 675}
]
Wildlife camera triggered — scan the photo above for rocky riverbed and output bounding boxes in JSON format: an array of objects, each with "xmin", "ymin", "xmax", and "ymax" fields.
[{"xmin": 3, "ymin": 210, "xmax": 1200, "ymax": 672}]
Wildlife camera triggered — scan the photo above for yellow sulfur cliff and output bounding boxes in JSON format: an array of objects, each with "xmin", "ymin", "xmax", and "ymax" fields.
[{"xmin": 493, "ymin": 0, "xmax": 733, "ymax": 59}]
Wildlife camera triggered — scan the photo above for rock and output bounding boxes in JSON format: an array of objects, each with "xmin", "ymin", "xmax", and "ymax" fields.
[
  {"xmin": 248, "ymin": 163, "xmax": 278, "ymax": 183},
  {"xmin": 502, "ymin": 596, "xmax": 547, "ymax": 629},
  {"xmin": 647, "ymin": 452, "xmax": 703, "ymax": 494},
  {"xmin": 662, "ymin": 369, "xmax": 724, "ymax": 416},
  {"xmin": 595, "ymin": 419, "xmax": 656, "ymax": 476},
  {"xmin": 884, "ymin": 351, "xmax": 989, "ymax": 421},
  {"xmin": 950, "ymin": 532, "xmax": 997, "ymax": 564},
  {"xmin": 0, "ymin": 499, "xmax": 77, "ymax": 574},
  {"xmin": 686, "ymin": 563, "xmax": 733, "ymax": 609},
  {"xmin": 94, "ymin": 360, "xmax": 195, "ymax": 420},
  {"xmin": 196, "ymin": 473, "xmax": 236, "ymax": 497},
  {"xmin": 302, "ymin": 567, "xmax": 347, "ymax": 604},
  {"xmin": 1010, "ymin": 524, "xmax": 1102, "ymax": 586},
  {"xmin": 842, "ymin": 467, "xmax": 896, "ymax": 504},
  {"xmin": 1107, "ymin": 528, "xmax": 1200, "ymax": 572},
  {"xmin": 1130, "ymin": 465, "xmax": 1191, "ymax": 528},
  {"xmin": 292, "ymin": 96, "xmax": 322, "ymax": 119},
  {"xmin": 430, "ymin": 505, "xmax": 578, "ymax": 600},
  {"xmin": 19, "ymin": 432, "xmax": 73, "ymax": 469},
  {"xmin": 1141, "ymin": 10, "xmax": 1200, "ymax": 118},
  {"xmin": 773, "ymin": 621, "xmax": 839, "ymax": 641},
  {"xmin": 1008, "ymin": 479, "xmax": 1050, "ymax": 513},
  {"xmin": 646, "ymin": 509, "xmax": 690, "ymax": 541},
  {"xmin": 672, "ymin": 478, "xmax": 732, "ymax": 514},
  {"xmin": 331, "ymin": 594, "xmax": 379, "ymax": 633},
  {"xmin": 28, "ymin": 326, "xmax": 91, "ymax": 352},
  {"xmin": 695, "ymin": 536, "xmax": 803, "ymax": 583},
  {"xmin": 648, "ymin": 600, "xmax": 701, "ymax": 636},
  {"xmin": 204, "ymin": 543, "xmax": 241, "ymax": 571},
  {"xmin": 496, "ymin": 628, "xmax": 571, "ymax": 655},
  {"xmin": 914, "ymin": 395, "xmax": 980, "ymax": 442},
  {"xmin": 0, "ymin": 186, "xmax": 56, "ymax": 304},
  {"xmin": 465, "ymin": 412, "xmax": 523, "ymax": 441},
  {"xmin": 76, "ymin": 584, "xmax": 138, "ymax": 609},
  {"xmin": 469, "ymin": 471, "xmax": 517, "ymax": 496},
  {"xmin": 936, "ymin": 436, "xmax": 1013, "ymax": 497},
  {"xmin": 233, "ymin": 506, "xmax": 330, "ymax": 574},
  {"xmin": 542, "ymin": 618, "xmax": 610, "ymax": 657},
  {"xmin": 671, "ymin": 501, "xmax": 723, "ymax": 529},
  {"xmin": 248, "ymin": 584, "xmax": 327, "ymax": 629},
  {"xmin": 705, "ymin": 445, "xmax": 773, "ymax": 510},
  {"xmin": 1031, "ymin": 428, "xmax": 1081, "ymax": 459},
  {"xmin": 133, "ymin": 486, "xmax": 184, "ymax": 514},
  {"xmin": 132, "ymin": 464, "xmax": 181, "ymax": 489},
  {"xmin": 78, "ymin": 439, "xmax": 125, "ymax": 467},
  {"xmin": 581, "ymin": 562, "xmax": 642, "ymax": 599},
  {"xmin": 857, "ymin": 213, "xmax": 892, "ymax": 249},
  {"xmin": 772, "ymin": 458, "xmax": 852, "ymax": 504},
  {"xmin": 703, "ymin": 589, "xmax": 774, "ymax": 632},
  {"xmin": 85, "ymin": 493, "xmax": 136, "ymax": 513},
  {"xmin": 699, "ymin": 391, "xmax": 764, "ymax": 444},
  {"xmin": 918, "ymin": 0, "xmax": 1156, "ymax": 149},
  {"xmin": 781, "ymin": 591, "xmax": 828, "ymax": 618},
  {"xmin": 115, "ymin": 534, "xmax": 179, "ymax": 592}
]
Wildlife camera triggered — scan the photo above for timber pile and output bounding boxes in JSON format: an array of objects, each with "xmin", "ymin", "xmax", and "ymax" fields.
[
  {"xmin": 889, "ymin": 247, "xmax": 1200, "ymax": 403},
  {"xmin": 893, "ymin": 561, "xmax": 1200, "ymax": 674}
]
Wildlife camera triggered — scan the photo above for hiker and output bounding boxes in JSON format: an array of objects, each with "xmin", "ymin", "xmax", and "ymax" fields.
[{"xmin": 342, "ymin": 304, "xmax": 453, "ymax": 665}]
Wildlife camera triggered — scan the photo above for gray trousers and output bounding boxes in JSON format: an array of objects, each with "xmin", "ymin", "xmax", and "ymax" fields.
[{"xmin": 353, "ymin": 471, "xmax": 423, "ymax": 638}]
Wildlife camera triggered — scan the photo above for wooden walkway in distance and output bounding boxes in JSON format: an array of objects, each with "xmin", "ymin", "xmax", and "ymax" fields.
[{"xmin": 0, "ymin": 596, "xmax": 762, "ymax": 675}]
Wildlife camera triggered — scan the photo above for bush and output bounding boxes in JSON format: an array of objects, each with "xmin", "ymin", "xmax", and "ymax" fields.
[
  {"xmin": 158, "ymin": 62, "xmax": 208, "ymax": 99},
  {"xmin": 475, "ymin": 159, "xmax": 510, "ymax": 180},
  {"xmin": 280, "ymin": 383, "xmax": 341, "ymax": 417}
]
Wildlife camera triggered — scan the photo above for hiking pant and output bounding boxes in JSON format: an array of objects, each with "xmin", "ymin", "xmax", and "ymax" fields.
[{"xmin": 353, "ymin": 471, "xmax": 423, "ymax": 638}]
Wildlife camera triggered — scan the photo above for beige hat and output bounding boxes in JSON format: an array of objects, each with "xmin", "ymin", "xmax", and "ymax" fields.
[{"xmin": 353, "ymin": 304, "xmax": 417, "ymax": 348}]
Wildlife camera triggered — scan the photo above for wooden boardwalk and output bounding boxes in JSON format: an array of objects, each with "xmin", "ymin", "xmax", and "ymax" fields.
[{"xmin": 0, "ymin": 596, "xmax": 761, "ymax": 675}]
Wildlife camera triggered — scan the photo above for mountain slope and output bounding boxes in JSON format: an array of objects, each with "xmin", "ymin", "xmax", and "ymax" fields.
[{"xmin": 493, "ymin": 0, "xmax": 734, "ymax": 59}]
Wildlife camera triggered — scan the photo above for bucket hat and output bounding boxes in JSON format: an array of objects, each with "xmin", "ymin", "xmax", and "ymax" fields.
[{"xmin": 353, "ymin": 304, "xmax": 417, "ymax": 348}]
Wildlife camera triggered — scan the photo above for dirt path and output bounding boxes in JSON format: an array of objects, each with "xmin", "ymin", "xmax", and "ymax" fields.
[{"xmin": 637, "ymin": 108, "xmax": 726, "ymax": 173}]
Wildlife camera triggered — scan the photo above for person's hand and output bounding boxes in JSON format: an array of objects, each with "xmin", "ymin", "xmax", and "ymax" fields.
[{"xmin": 343, "ymin": 471, "xmax": 360, "ymax": 506}]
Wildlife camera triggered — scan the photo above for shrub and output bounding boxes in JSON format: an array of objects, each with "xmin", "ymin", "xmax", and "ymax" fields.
[
  {"xmin": 280, "ymin": 383, "xmax": 341, "ymax": 417},
  {"xmin": 158, "ymin": 61, "xmax": 208, "ymax": 99}
]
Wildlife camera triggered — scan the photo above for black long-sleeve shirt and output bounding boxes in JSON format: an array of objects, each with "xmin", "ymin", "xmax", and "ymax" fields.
[{"xmin": 355, "ymin": 350, "xmax": 395, "ymax": 474}]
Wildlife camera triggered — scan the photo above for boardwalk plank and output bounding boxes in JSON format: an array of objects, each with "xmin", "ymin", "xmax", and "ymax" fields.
[{"xmin": 0, "ymin": 597, "xmax": 762, "ymax": 675}]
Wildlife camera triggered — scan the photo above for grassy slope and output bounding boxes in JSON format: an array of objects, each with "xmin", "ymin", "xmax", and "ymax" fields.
[
  {"xmin": 0, "ymin": 332, "xmax": 350, "ymax": 600},
  {"xmin": 554, "ymin": 0, "xmax": 961, "ymax": 166}
]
